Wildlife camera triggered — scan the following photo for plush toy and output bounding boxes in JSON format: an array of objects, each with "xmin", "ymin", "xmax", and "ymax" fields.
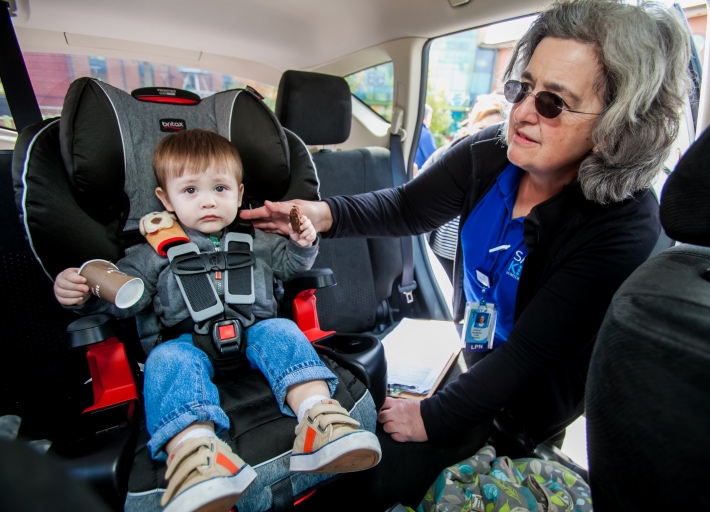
[{"xmin": 139, "ymin": 211, "xmax": 189, "ymax": 256}]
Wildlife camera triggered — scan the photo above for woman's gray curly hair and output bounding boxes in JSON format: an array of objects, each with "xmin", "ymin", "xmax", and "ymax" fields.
[{"xmin": 502, "ymin": 0, "xmax": 692, "ymax": 204}]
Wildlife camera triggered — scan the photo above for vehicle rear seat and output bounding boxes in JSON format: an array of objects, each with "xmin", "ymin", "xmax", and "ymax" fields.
[{"xmin": 276, "ymin": 69, "xmax": 441, "ymax": 335}]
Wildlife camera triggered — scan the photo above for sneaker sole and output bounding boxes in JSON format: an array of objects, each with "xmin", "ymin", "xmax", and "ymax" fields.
[
  {"xmin": 290, "ymin": 431, "xmax": 381, "ymax": 473},
  {"xmin": 163, "ymin": 464, "xmax": 257, "ymax": 512}
]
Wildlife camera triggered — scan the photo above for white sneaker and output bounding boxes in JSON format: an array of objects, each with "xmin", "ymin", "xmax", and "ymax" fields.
[
  {"xmin": 290, "ymin": 399, "xmax": 381, "ymax": 473},
  {"xmin": 161, "ymin": 437, "xmax": 257, "ymax": 512}
]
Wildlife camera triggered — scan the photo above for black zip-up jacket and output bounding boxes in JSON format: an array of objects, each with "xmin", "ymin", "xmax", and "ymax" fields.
[{"xmin": 323, "ymin": 124, "xmax": 660, "ymax": 445}]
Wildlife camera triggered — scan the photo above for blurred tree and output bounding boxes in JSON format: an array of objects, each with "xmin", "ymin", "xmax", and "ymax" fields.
[{"xmin": 426, "ymin": 84, "xmax": 453, "ymax": 148}]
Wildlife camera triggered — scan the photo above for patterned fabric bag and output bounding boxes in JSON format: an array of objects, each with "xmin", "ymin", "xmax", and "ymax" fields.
[{"xmin": 417, "ymin": 445, "xmax": 592, "ymax": 512}]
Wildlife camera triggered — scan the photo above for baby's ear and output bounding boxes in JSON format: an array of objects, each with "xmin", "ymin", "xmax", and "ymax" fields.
[
  {"xmin": 237, "ymin": 183, "xmax": 245, "ymax": 207},
  {"xmin": 155, "ymin": 187, "xmax": 173, "ymax": 212}
]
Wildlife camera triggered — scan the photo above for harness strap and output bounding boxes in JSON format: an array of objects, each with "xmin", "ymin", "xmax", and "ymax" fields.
[{"xmin": 168, "ymin": 242, "xmax": 225, "ymax": 322}]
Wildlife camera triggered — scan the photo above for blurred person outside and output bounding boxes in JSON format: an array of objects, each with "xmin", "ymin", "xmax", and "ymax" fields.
[{"xmin": 414, "ymin": 104, "xmax": 437, "ymax": 168}]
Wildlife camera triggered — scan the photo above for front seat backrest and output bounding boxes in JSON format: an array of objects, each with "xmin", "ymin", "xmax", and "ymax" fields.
[{"xmin": 585, "ymin": 125, "xmax": 710, "ymax": 510}]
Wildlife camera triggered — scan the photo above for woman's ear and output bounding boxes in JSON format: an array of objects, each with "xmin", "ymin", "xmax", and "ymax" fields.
[{"xmin": 155, "ymin": 187, "xmax": 174, "ymax": 212}]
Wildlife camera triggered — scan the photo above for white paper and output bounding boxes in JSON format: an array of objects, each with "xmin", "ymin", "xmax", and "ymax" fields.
[{"xmin": 381, "ymin": 318, "xmax": 462, "ymax": 395}]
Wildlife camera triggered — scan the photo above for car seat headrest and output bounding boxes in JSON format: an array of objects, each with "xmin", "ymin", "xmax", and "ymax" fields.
[
  {"xmin": 660, "ymin": 124, "xmax": 710, "ymax": 247},
  {"xmin": 275, "ymin": 70, "xmax": 352, "ymax": 145},
  {"xmin": 61, "ymin": 78, "xmax": 296, "ymax": 231},
  {"xmin": 14, "ymin": 77, "xmax": 319, "ymax": 280}
]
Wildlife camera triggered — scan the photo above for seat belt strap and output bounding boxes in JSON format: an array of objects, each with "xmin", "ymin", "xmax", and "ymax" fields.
[
  {"xmin": 0, "ymin": 3, "xmax": 43, "ymax": 132},
  {"xmin": 224, "ymin": 232, "xmax": 256, "ymax": 305},
  {"xmin": 389, "ymin": 130, "xmax": 417, "ymax": 314}
]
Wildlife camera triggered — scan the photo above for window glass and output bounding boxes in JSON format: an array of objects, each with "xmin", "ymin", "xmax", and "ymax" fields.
[
  {"xmin": 0, "ymin": 78, "xmax": 13, "ymax": 130},
  {"xmin": 346, "ymin": 62, "xmax": 394, "ymax": 122},
  {"xmin": 22, "ymin": 52, "xmax": 278, "ymax": 121},
  {"xmin": 0, "ymin": 78, "xmax": 16, "ymax": 150},
  {"xmin": 421, "ymin": 2, "xmax": 706, "ymax": 156},
  {"xmin": 421, "ymin": 17, "xmax": 535, "ymax": 151}
]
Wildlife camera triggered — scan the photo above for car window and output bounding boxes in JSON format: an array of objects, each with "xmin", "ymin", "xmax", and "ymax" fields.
[
  {"xmin": 420, "ymin": 3, "xmax": 705, "ymax": 172},
  {"xmin": 23, "ymin": 52, "xmax": 278, "ymax": 120},
  {"xmin": 421, "ymin": 16, "xmax": 535, "ymax": 153},
  {"xmin": 345, "ymin": 62, "xmax": 394, "ymax": 122}
]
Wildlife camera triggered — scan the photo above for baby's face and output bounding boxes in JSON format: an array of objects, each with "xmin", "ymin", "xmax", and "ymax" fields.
[{"xmin": 156, "ymin": 165, "xmax": 243, "ymax": 233}]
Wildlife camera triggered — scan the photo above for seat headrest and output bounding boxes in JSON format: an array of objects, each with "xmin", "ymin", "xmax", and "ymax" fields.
[
  {"xmin": 660, "ymin": 124, "xmax": 710, "ymax": 247},
  {"xmin": 275, "ymin": 70, "xmax": 352, "ymax": 145},
  {"xmin": 60, "ymin": 78, "xmax": 302, "ymax": 230}
]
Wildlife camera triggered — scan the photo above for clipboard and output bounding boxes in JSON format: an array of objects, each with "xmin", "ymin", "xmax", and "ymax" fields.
[
  {"xmin": 381, "ymin": 318, "xmax": 462, "ymax": 400},
  {"xmin": 389, "ymin": 347, "xmax": 460, "ymax": 400}
]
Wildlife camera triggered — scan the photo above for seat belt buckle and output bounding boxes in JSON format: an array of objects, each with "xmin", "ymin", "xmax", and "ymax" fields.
[
  {"xmin": 211, "ymin": 318, "xmax": 245, "ymax": 355},
  {"xmin": 398, "ymin": 281, "xmax": 417, "ymax": 304}
]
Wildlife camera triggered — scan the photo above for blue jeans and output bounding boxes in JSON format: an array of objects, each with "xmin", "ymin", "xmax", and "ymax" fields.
[{"xmin": 144, "ymin": 318, "xmax": 338, "ymax": 460}]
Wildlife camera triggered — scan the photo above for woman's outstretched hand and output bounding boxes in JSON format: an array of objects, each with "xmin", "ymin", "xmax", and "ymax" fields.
[
  {"xmin": 239, "ymin": 199, "xmax": 332, "ymax": 235},
  {"xmin": 377, "ymin": 397, "xmax": 428, "ymax": 442}
]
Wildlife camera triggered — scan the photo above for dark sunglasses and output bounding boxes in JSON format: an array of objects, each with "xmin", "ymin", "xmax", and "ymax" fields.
[{"xmin": 504, "ymin": 80, "xmax": 602, "ymax": 119}]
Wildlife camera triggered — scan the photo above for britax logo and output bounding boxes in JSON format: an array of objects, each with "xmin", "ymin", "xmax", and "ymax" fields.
[{"xmin": 160, "ymin": 119, "xmax": 186, "ymax": 132}]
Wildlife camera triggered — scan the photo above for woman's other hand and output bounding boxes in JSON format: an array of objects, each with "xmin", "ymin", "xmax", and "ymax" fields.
[
  {"xmin": 377, "ymin": 397, "xmax": 429, "ymax": 442},
  {"xmin": 239, "ymin": 199, "xmax": 333, "ymax": 235}
]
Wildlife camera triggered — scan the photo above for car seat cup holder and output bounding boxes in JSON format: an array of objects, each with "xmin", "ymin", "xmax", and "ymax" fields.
[
  {"xmin": 67, "ymin": 314, "xmax": 139, "ymax": 419},
  {"xmin": 283, "ymin": 269, "xmax": 387, "ymax": 409},
  {"xmin": 313, "ymin": 334, "xmax": 388, "ymax": 411}
]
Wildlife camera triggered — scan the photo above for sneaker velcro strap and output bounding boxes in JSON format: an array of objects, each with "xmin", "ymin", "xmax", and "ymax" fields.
[
  {"xmin": 163, "ymin": 438, "xmax": 215, "ymax": 502},
  {"xmin": 307, "ymin": 403, "xmax": 361, "ymax": 431}
]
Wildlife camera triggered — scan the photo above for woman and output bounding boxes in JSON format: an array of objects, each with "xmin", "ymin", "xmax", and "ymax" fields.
[{"xmin": 242, "ymin": 0, "xmax": 690, "ymax": 506}]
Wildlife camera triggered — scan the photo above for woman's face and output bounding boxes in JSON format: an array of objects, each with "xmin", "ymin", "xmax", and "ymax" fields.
[{"xmin": 506, "ymin": 37, "xmax": 604, "ymax": 182}]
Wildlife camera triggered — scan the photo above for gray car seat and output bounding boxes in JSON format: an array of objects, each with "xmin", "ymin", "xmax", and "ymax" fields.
[
  {"xmin": 585, "ymin": 124, "xmax": 710, "ymax": 510},
  {"xmin": 10, "ymin": 77, "xmax": 383, "ymax": 512}
]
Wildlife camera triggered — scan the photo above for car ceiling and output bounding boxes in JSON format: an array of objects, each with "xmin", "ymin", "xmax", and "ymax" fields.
[{"xmin": 11, "ymin": 0, "xmax": 545, "ymax": 78}]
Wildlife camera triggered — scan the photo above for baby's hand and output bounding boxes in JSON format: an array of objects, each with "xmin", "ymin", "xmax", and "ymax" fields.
[
  {"xmin": 290, "ymin": 215, "xmax": 317, "ymax": 247},
  {"xmin": 54, "ymin": 268, "xmax": 91, "ymax": 306}
]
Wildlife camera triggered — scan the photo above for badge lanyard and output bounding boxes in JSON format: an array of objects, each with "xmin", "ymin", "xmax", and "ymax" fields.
[{"xmin": 461, "ymin": 244, "xmax": 510, "ymax": 352}]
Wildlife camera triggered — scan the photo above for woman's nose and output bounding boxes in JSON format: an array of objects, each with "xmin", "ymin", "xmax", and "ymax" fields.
[{"xmin": 513, "ymin": 93, "xmax": 538, "ymax": 123}]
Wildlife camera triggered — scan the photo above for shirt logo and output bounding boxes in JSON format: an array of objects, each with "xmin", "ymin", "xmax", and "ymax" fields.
[{"xmin": 506, "ymin": 250, "xmax": 525, "ymax": 280}]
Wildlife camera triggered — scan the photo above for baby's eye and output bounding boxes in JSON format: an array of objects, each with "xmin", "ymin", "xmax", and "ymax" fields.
[
  {"xmin": 215, "ymin": 185, "xmax": 227, "ymax": 192},
  {"xmin": 184, "ymin": 187, "xmax": 196, "ymax": 194}
]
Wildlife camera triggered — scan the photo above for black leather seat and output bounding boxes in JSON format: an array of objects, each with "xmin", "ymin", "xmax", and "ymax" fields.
[{"xmin": 585, "ymin": 125, "xmax": 710, "ymax": 510}]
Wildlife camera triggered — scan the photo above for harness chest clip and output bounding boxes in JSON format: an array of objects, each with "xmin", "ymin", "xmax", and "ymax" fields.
[{"xmin": 211, "ymin": 318, "xmax": 245, "ymax": 355}]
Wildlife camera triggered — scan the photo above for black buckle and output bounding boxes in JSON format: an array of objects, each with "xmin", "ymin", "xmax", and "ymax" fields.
[
  {"xmin": 171, "ymin": 250, "xmax": 255, "ymax": 276},
  {"xmin": 210, "ymin": 318, "xmax": 245, "ymax": 355}
]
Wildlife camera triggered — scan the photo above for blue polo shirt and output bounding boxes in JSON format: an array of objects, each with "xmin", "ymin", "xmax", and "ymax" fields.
[{"xmin": 461, "ymin": 163, "xmax": 527, "ymax": 349}]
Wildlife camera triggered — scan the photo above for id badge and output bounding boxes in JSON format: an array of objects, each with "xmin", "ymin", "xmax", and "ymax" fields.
[{"xmin": 462, "ymin": 301, "xmax": 497, "ymax": 352}]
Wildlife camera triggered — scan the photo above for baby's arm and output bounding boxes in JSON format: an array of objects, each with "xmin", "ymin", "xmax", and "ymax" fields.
[
  {"xmin": 54, "ymin": 268, "xmax": 91, "ymax": 306},
  {"xmin": 289, "ymin": 215, "xmax": 317, "ymax": 247}
]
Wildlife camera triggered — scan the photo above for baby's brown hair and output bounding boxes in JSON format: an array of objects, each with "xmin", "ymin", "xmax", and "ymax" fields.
[{"xmin": 152, "ymin": 128, "xmax": 243, "ymax": 189}]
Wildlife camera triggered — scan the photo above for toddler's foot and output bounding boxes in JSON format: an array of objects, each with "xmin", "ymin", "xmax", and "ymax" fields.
[
  {"xmin": 161, "ymin": 437, "xmax": 257, "ymax": 512},
  {"xmin": 290, "ymin": 399, "xmax": 381, "ymax": 473}
]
